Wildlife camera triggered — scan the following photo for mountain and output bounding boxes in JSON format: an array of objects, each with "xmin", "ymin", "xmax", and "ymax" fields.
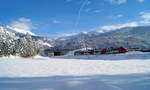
[
  {"xmin": 0, "ymin": 25, "xmax": 52, "ymax": 48},
  {"xmin": 1, "ymin": 24, "xmax": 150, "ymax": 50},
  {"xmin": 53, "ymin": 26, "xmax": 150, "ymax": 49}
]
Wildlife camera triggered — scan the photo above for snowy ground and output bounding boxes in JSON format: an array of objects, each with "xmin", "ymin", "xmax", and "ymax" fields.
[{"xmin": 0, "ymin": 52, "xmax": 150, "ymax": 90}]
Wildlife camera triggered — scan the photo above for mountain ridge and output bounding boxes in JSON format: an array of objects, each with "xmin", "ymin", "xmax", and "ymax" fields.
[{"xmin": 53, "ymin": 25, "xmax": 150, "ymax": 49}]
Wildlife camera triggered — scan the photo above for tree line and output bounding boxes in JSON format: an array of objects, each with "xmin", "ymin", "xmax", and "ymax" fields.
[{"xmin": 0, "ymin": 28, "xmax": 43, "ymax": 57}]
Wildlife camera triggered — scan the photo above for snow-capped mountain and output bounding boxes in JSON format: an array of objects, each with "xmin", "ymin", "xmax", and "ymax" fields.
[
  {"xmin": 0, "ymin": 25, "xmax": 34, "ymax": 36},
  {"xmin": 53, "ymin": 25, "xmax": 150, "ymax": 49},
  {"xmin": 1, "ymin": 23, "xmax": 150, "ymax": 50},
  {"xmin": 0, "ymin": 25, "xmax": 52, "ymax": 48}
]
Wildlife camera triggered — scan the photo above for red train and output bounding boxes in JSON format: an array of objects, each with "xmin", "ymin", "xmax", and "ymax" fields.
[
  {"xmin": 74, "ymin": 47, "xmax": 128, "ymax": 55},
  {"xmin": 101, "ymin": 47, "xmax": 128, "ymax": 54}
]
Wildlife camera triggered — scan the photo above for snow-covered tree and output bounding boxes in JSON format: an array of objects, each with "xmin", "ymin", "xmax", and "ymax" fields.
[
  {"xmin": 0, "ymin": 26, "xmax": 43, "ymax": 58},
  {"xmin": 0, "ymin": 26, "xmax": 16, "ymax": 57},
  {"xmin": 16, "ymin": 33, "xmax": 37, "ymax": 57}
]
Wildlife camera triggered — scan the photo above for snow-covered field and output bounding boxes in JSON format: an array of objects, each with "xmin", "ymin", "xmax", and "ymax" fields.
[{"xmin": 0, "ymin": 52, "xmax": 150, "ymax": 90}]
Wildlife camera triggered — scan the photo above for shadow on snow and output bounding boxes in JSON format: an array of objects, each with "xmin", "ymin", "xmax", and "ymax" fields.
[{"xmin": 0, "ymin": 73, "xmax": 150, "ymax": 90}]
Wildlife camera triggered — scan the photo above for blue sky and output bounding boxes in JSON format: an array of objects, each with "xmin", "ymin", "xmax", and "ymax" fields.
[{"xmin": 0, "ymin": 0, "xmax": 150, "ymax": 35}]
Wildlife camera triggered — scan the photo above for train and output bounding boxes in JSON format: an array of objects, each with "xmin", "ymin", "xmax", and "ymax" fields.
[{"xmin": 74, "ymin": 47, "xmax": 128, "ymax": 56}]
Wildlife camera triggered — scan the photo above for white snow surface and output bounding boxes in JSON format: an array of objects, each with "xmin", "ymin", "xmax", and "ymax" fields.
[
  {"xmin": 0, "ymin": 52, "xmax": 150, "ymax": 77},
  {"xmin": 42, "ymin": 42, "xmax": 53, "ymax": 47},
  {"xmin": 0, "ymin": 52, "xmax": 150, "ymax": 90}
]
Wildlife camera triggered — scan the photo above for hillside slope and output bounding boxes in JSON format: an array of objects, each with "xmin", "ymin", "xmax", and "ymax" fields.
[{"xmin": 54, "ymin": 26, "xmax": 150, "ymax": 49}]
